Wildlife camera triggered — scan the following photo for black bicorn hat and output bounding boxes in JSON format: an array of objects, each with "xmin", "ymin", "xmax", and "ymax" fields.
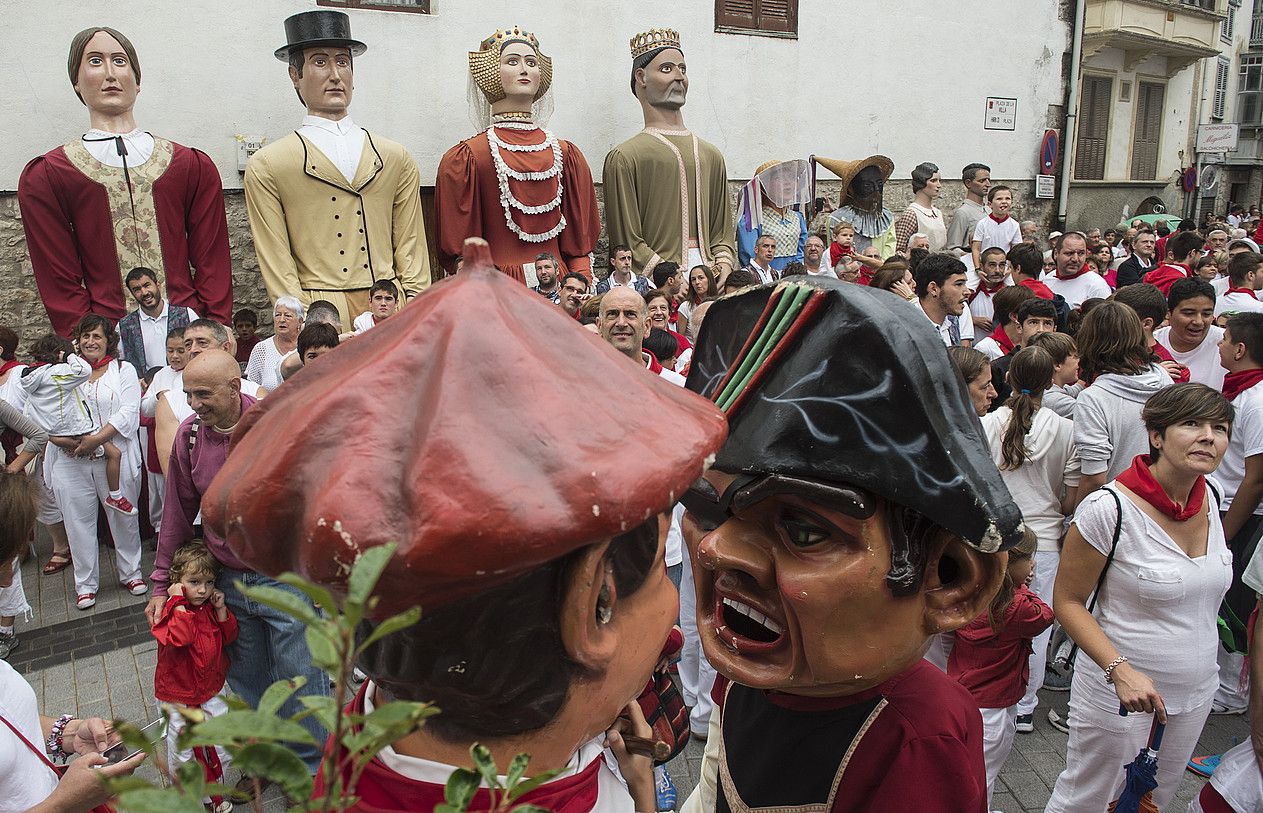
[
  {"xmin": 684, "ymin": 277, "xmax": 1023, "ymax": 554},
  {"xmin": 275, "ymin": 10, "xmax": 367, "ymax": 61}
]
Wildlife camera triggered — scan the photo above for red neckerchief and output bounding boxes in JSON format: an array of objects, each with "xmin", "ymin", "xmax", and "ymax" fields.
[
  {"xmin": 1223, "ymin": 369, "xmax": 1263, "ymax": 401},
  {"xmin": 1151, "ymin": 342, "xmax": 1191, "ymax": 383},
  {"xmin": 988, "ymin": 213, "xmax": 1011, "ymax": 224},
  {"xmin": 1057, "ymin": 263, "xmax": 1092, "ymax": 281},
  {"xmin": 968, "ymin": 280, "xmax": 1005, "ymax": 304},
  {"xmin": 989, "ymin": 323, "xmax": 1016, "ymax": 355},
  {"xmin": 858, "ymin": 268, "xmax": 875, "ymax": 287},
  {"xmin": 644, "ymin": 351, "xmax": 664, "ymax": 374},
  {"xmin": 1226, "ymin": 287, "xmax": 1259, "ymax": 298},
  {"xmin": 1116, "ymin": 454, "xmax": 1206, "ymax": 522},
  {"xmin": 0, "ymin": 360, "xmax": 21, "ymax": 376},
  {"xmin": 88, "ymin": 355, "xmax": 115, "ymax": 371},
  {"xmin": 1017, "ymin": 278, "xmax": 1054, "ymax": 300}
]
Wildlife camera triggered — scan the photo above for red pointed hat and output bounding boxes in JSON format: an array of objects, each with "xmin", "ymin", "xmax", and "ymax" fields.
[{"xmin": 201, "ymin": 239, "xmax": 727, "ymax": 618}]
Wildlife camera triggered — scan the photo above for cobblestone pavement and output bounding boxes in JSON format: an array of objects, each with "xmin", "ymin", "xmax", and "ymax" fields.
[{"xmin": 11, "ymin": 535, "xmax": 1254, "ymax": 812}]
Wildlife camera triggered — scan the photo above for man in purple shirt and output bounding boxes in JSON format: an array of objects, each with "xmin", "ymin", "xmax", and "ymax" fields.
[{"xmin": 144, "ymin": 350, "xmax": 329, "ymax": 780}]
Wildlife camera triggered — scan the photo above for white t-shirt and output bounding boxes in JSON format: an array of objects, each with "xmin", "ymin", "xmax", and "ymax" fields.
[
  {"xmin": 1039, "ymin": 271, "xmax": 1112, "ymax": 309},
  {"xmin": 967, "ymin": 287, "xmax": 1002, "ymax": 342},
  {"xmin": 1211, "ymin": 382, "xmax": 1263, "ymax": 515},
  {"xmin": 0, "ymin": 659, "xmax": 61, "ymax": 812},
  {"xmin": 1215, "ymin": 290, "xmax": 1263, "ymax": 317},
  {"xmin": 973, "ymin": 336, "xmax": 1005, "ymax": 361},
  {"xmin": 980, "ymin": 406, "xmax": 1080, "ymax": 551},
  {"xmin": 971, "ymin": 215, "xmax": 1021, "ymax": 256},
  {"xmin": 1212, "ymin": 275, "xmax": 1232, "ymax": 298},
  {"xmin": 1154, "ymin": 325, "xmax": 1227, "ymax": 390},
  {"xmin": 1071, "ymin": 485, "xmax": 1231, "ymax": 714}
]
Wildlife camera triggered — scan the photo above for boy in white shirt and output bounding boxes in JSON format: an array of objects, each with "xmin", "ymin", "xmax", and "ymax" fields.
[
  {"xmin": 1215, "ymin": 251, "xmax": 1263, "ymax": 320},
  {"xmin": 20, "ymin": 334, "xmax": 134, "ymax": 515},
  {"xmin": 971, "ymin": 186, "xmax": 1021, "ymax": 270},
  {"xmin": 353, "ymin": 279, "xmax": 400, "ymax": 334}
]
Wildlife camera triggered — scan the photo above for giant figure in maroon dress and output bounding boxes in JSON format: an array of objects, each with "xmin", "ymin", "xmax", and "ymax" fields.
[
  {"xmin": 434, "ymin": 26, "xmax": 600, "ymax": 284},
  {"xmin": 679, "ymin": 276, "xmax": 1023, "ymax": 812},
  {"xmin": 18, "ymin": 26, "xmax": 232, "ymax": 337}
]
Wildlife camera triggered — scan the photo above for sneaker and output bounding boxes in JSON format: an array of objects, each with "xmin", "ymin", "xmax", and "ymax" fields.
[
  {"xmin": 105, "ymin": 495, "xmax": 138, "ymax": 515},
  {"xmin": 1047, "ymin": 708, "xmax": 1069, "ymax": 733},
  {"xmin": 1014, "ymin": 713, "xmax": 1034, "ymax": 733},
  {"xmin": 1043, "ymin": 668, "xmax": 1072, "ymax": 692},
  {"xmin": 76, "ymin": 593, "xmax": 96, "ymax": 610},
  {"xmin": 209, "ymin": 801, "xmax": 233, "ymax": 813},
  {"xmin": 654, "ymin": 765, "xmax": 677, "ymax": 812},
  {"xmin": 1210, "ymin": 700, "xmax": 1247, "ymax": 715},
  {"xmin": 0, "ymin": 631, "xmax": 18, "ymax": 660},
  {"xmin": 1188, "ymin": 753, "xmax": 1222, "ymax": 778},
  {"xmin": 123, "ymin": 579, "xmax": 148, "ymax": 596}
]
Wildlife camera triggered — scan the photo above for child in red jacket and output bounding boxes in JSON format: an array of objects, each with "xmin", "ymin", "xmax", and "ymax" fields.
[
  {"xmin": 152, "ymin": 542, "xmax": 238, "ymax": 813},
  {"xmin": 948, "ymin": 529, "xmax": 1052, "ymax": 807}
]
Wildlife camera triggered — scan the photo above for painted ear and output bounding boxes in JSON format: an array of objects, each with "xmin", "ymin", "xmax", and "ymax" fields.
[
  {"xmin": 921, "ymin": 532, "xmax": 1006, "ymax": 636},
  {"xmin": 558, "ymin": 540, "xmax": 620, "ymax": 672}
]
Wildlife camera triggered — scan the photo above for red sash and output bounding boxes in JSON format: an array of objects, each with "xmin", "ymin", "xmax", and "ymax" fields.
[
  {"xmin": 1117, "ymin": 454, "xmax": 1206, "ymax": 521},
  {"xmin": 1223, "ymin": 369, "xmax": 1263, "ymax": 401}
]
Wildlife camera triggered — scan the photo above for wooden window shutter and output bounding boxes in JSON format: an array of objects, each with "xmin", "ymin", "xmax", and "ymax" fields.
[
  {"xmin": 716, "ymin": 0, "xmax": 798, "ymax": 35},
  {"xmin": 1075, "ymin": 75, "xmax": 1111, "ymax": 180},
  {"xmin": 1130, "ymin": 82, "xmax": 1164, "ymax": 181},
  {"xmin": 716, "ymin": 0, "xmax": 757, "ymax": 30}
]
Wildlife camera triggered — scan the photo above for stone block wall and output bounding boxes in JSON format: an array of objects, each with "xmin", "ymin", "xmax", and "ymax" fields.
[{"xmin": 0, "ymin": 178, "xmax": 1056, "ymax": 350}]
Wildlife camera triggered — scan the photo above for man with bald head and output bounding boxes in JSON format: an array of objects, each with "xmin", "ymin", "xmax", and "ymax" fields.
[
  {"xmin": 146, "ymin": 349, "xmax": 329, "ymax": 777},
  {"xmin": 599, "ymin": 287, "xmax": 685, "ymax": 386}
]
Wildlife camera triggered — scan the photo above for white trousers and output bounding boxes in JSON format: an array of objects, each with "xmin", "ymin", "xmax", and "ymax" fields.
[
  {"xmin": 47, "ymin": 445, "xmax": 143, "ymax": 596},
  {"xmin": 1214, "ymin": 646, "xmax": 1249, "ymax": 710},
  {"xmin": 981, "ymin": 705, "xmax": 1018, "ymax": 805},
  {"xmin": 163, "ymin": 693, "xmax": 231, "ymax": 801},
  {"xmin": 32, "ymin": 452, "xmax": 61, "ymax": 526},
  {"xmin": 1019, "ymin": 550, "xmax": 1061, "ymax": 715},
  {"xmin": 147, "ymin": 469, "xmax": 165, "ymax": 535},
  {"xmin": 0, "ymin": 566, "xmax": 31, "ymax": 620},
  {"xmin": 1044, "ymin": 683, "xmax": 1212, "ymax": 813},
  {"xmin": 679, "ymin": 540, "xmax": 717, "ymax": 737}
]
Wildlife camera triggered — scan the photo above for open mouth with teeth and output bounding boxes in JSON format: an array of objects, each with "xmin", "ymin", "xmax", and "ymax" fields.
[{"xmin": 715, "ymin": 593, "xmax": 786, "ymax": 653}]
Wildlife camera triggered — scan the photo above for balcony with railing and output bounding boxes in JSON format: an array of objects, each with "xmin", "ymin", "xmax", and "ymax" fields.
[
  {"xmin": 1084, "ymin": 0, "xmax": 1226, "ymax": 75},
  {"xmin": 1252, "ymin": 10, "xmax": 1263, "ymax": 45}
]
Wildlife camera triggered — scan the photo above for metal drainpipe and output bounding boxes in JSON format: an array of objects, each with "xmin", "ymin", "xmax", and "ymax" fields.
[{"xmin": 1057, "ymin": 0, "xmax": 1086, "ymax": 229}]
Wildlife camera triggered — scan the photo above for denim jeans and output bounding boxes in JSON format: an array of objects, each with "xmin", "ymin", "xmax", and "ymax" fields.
[{"xmin": 219, "ymin": 568, "xmax": 331, "ymax": 772}]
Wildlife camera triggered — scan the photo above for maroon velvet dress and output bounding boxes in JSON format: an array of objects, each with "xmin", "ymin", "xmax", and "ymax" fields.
[{"xmin": 435, "ymin": 124, "xmax": 600, "ymax": 283}]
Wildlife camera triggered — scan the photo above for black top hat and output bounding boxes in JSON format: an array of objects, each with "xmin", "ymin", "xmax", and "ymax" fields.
[
  {"xmin": 684, "ymin": 277, "xmax": 1023, "ymax": 554},
  {"xmin": 275, "ymin": 10, "xmax": 367, "ymax": 61}
]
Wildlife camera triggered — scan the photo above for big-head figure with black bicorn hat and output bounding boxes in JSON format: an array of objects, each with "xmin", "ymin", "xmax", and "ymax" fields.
[
  {"xmin": 603, "ymin": 29, "xmax": 736, "ymax": 288},
  {"xmin": 678, "ymin": 277, "xmax": 1022, "ymax": 812},
  {"xmin": 202, "ymin": 239, "xmax": 729, "ymax": 812},
  {"xmin": 434, "ymin": 26, "xmax": 601, "ymax": 287},
  {"xmin": 244, "ymin": 10, "xmax": 430, "ymax": 331},
  {"xmin": 18, "ymin": 26, "xmax": 233, "ymax": 336}
]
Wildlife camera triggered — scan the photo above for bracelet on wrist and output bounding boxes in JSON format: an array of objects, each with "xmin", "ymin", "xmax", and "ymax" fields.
[
  {"xmin": 1103, "ymin": 655, "xmax": 1128, "ymax": 684},
  {"xmin": 46, "ymin": 714, "xmax": 74, "ymax": 763}
]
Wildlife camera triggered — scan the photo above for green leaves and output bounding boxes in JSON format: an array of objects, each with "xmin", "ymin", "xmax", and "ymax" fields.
[
  {"xmin": 358, "ymin": 606, "xmax": 422, "ymax": 651},
  {"xmin": 439, "ymin": 767, "xmax": 482, "ymax": 813},
  {"xmin": 182, "ymin": 710, "xmax": 315, "ymax": 747},
  {"xmin": 238, "ymin": 582, "xmax": 321, "ymax": 626},
  {"xmin": 258, "ymin": 677, "xmax": 307, "ymax": 717},
  {"xmin": 111, "ymin": 787, "xmax": 207, "ymax": 813},
  {"xmin": 233, "ymin": 743, "xmax": 315, "ymax": 800}
]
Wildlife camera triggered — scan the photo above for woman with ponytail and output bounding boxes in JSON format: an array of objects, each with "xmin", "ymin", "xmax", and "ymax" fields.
[{"xmin": 980, "ymin": 346, "xmax": 1081, "ymax": 733}]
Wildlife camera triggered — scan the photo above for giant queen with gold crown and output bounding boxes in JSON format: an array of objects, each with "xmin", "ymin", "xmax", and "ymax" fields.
[
  {"xmin": 603, "ymin": 28, "xmax": 735, "ymax": 286},
  {"xmin": 434, "ymin": 26, "xmax": 601, "ymax": 285}
]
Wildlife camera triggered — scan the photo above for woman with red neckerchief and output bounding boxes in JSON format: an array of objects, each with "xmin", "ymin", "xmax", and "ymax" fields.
[
  {"xmin": 43, "ymin": 314, "xmax": 146, "ymax": 610},
  {"xmin": 1047, "ymin": 383, "xmax": 1234, "ymax": 812}
]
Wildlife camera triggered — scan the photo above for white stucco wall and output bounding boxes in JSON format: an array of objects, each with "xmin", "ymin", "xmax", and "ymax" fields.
[{"xmin": 1, "ymin": 0, "xmax": 1069, "ymax": 190}]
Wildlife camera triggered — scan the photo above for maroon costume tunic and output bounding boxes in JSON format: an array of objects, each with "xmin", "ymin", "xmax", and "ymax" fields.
[
  {"xmin": 18, "ymin": 138, "xmax": 233, "ymax": 336},
  {"xmin": 712, "ymin": 660, "xmax": 987, "ymax": 813}
]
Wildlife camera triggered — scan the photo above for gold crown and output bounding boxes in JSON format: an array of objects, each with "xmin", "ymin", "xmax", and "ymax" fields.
[
  {"xmin": 630, "ymin": 28, "xmax": 681, "ymax": 59},
  {"xmin": 480, "ymin": 25, "xmax": 539, "ymax": 53}
]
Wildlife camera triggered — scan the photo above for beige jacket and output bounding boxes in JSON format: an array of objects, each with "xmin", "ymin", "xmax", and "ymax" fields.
[{"xmin": 244, "ymin": 130, "xmax": 430, "ymax": 302}]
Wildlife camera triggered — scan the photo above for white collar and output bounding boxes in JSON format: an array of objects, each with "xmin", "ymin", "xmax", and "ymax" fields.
[
  {"xmin": 914, "ymin": 299, "xmax": 946, "ymax": 328},
  {"xmin": 138, "ymin": 301, "xmax": 169, "ymax": 323},
  {"xmin": 301, "ymin": 115, "xmax": 358, "ymax": 135}
]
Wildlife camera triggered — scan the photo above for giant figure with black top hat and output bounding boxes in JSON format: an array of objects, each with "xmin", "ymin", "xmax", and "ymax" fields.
[
  {"xmin": 244, "ymin": 10, "xmax": 430, "ymax": 331},
  {"xmin": 18, "ymin": 26, "xmax": 233, "ymax": 336},
  {"xmin": 679, "ymin": 277, "xmax": 1023, "ymax": 812}
]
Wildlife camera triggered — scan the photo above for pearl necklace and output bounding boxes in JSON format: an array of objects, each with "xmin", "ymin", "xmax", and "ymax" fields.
[{"xmin": 486, "ymin": 122, "xmax": 566, "ymax": 244}]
